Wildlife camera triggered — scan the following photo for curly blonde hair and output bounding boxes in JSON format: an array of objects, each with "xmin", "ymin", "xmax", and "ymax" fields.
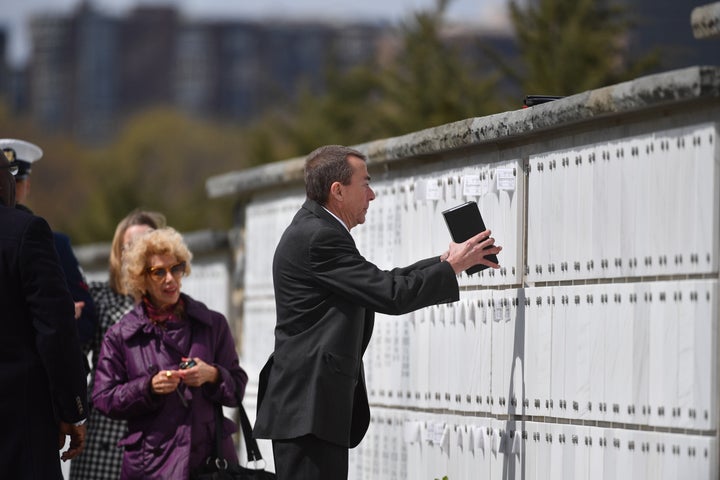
[{"xmin": 121, "ymin": 227, "xmax": 193, "ymax": 302}]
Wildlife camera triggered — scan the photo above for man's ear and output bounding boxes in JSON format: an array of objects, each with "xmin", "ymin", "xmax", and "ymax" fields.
[{"xmin": 329, "ymin": 181, "xmax": 343, "ymax": 201}]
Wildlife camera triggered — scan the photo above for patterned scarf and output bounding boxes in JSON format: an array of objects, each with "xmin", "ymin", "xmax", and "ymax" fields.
[{"xmin": 142, "ymin": 295, "xmax": 186, "ymax": 326}]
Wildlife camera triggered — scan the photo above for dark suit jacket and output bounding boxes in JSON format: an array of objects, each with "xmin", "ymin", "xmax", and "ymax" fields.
[
  {"xmin": 0, "ymin": 204, "xmax": 88, "ymax": 479},
  {"xmin": 253, "ymin": 199, "xmax": 459, "ymax": 448}
]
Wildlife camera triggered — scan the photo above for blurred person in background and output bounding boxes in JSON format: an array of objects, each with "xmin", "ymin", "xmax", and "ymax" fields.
[
  {"xmin": 0, "ymin": 138, "xmax": 97, "ymax": 343},
  {"xmin": 92, "ymin": 227, "xmax": 248, "ymax": 480},
  {"xmin": 69, "ymin": 209, "xmax": 166, "ymax": 480},
  {"xmin": 0, "ymin": 147, "xmax": 88, "ymax": 479}
]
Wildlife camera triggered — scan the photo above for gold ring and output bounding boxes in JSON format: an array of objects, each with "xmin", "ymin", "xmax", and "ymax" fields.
[{"xmin": 165, "ymin": 370, "xmax": 172, "ymax": 378}]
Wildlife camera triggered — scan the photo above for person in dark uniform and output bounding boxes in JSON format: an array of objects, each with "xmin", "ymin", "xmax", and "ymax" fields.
[
  {"xmin": 0, "ymin": 138, "xmax": 97, "ymax": 344},
  {"xmin": 0, "ymin": 149, "xmax": 88, "ymax": 479}
]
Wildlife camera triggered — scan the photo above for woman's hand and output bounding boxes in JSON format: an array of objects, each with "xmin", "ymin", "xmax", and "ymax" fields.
[
  {"xmin": 151, "ymin": 369, "xmax": 181, "ymax": 395},
  {"xmin": 177, "ymin": 357, "xmax": 219, "ymax": 387}
]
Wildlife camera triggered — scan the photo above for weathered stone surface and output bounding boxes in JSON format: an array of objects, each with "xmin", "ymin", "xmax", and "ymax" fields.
[
  {"xmin": 206, "ymin": 66, "xmax": 720, "ymax": 199},
  {"xmin": 692, "ymin": 2, "xmax": 720, "ymax": 39},
  {"xmin": 206, "ymin": 156, "xmax": 306, "ymax": 199}
]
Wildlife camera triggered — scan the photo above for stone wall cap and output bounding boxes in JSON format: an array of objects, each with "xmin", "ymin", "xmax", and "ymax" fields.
[
  {"xmin": 206, "ymin": 65, "xmax": 720, "ymax": 199},
  {"xmin": 692, "ymin": 2, "xmax": 720, "ymax": 39}
]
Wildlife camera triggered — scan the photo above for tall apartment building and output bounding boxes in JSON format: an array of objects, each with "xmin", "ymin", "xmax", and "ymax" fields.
[
  {"xmin": 29, "ymin": 13, "xmax": 75, "ymax": 132},
  {"xmin": 0, "ymin": 30, "xmax": 7, "ymax": 102},
  {"xmin": 173, "ymin": 20, "xmax": 386, "ymax": 120},
  {"xmin": 0, "ymin": 28, "xmax": 28, "ymax": 114},
  {"xmin": 25, "ymin": 4, "xmax": 393, "ymax": 142},
  {"xmin": 73, "ymin": 5, "xmax": 120, "ymax": 141}
]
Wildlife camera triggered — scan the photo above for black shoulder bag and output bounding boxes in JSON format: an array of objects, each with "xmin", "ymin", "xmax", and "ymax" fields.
[{"xmin": 190, "ymin": 399, "xmax": 276, "ymax": 480}]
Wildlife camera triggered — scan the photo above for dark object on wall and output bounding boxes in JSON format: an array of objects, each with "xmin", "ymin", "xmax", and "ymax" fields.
[{"xmin": 523, "ymin": 95, "xmax": 565, "ymax": 107}]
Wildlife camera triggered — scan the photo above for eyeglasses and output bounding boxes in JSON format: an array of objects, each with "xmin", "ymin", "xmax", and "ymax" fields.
[
  {"xmin": 0, "ymin": 163, "xmax": 19, "ymax": 176},
  {"xmin": 146, "ymin": 261, "xmax": 186, "ymax": 282}
]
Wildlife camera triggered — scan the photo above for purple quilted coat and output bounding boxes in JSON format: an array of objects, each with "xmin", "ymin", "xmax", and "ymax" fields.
[{"xmin": 93, "ymin": 294, "xmax": 248, "ymax": 480}]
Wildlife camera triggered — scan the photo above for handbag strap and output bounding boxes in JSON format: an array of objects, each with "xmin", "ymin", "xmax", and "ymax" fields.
[
  {"xmin": 210, "ymin": 388, "xmax": 264, "ymax": 464},
  {"xmin": 212, "ymin": 403, "xmax": 224, "ymax": 460},
  {"xmin": 236, "ymin": 396, "xmax": 264, "ymax": 463}
]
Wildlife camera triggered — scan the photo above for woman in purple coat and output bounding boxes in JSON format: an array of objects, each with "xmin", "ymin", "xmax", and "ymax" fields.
[{"xmin": 93, "ymin": 227, "xmax": 248, "ymax": 480}]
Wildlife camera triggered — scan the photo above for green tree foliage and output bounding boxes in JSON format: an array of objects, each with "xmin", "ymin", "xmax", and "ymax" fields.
[
  {"xmin": 0, "ymin": 104, "xmax": 98, "ymax": 236},
  {"xmin": 502, "ymin": 0, "xmax": 660, "ymax": 95},
  {"xmin": 74, "ymin": 109, "xmax": 245, "ymax": 242},
  {"xmin": 1, "ymin": 107, "xmax": 245, "ymax": 243},
  {"xmin": 245, "ymin": 0, "xmax": 504, "ymax": 163},
  {"xmin": 379, "ymin": 0, "xmax": 504, "ymax": 135},
  {"xmin": 252, "ymin": 64, "xmax": 386, "ymax": 162}
]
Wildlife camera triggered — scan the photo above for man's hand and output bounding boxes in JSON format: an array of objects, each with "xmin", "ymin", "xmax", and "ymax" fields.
[
  {"xmin": 444, "ymin": 230, "xmax": 502, "ymax": 274},
  {"xmin": 58, "ymin": 421, "xmax": 86, "ymax": 461}
]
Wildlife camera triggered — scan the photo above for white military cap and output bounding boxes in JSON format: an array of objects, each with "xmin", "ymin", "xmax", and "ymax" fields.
[{"xmin": 0, "ymin": 139, "xmax": 43, "ymax": 179}]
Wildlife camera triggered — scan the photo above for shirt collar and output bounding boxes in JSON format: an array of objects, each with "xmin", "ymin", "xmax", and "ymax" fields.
[{"xmin": 322, "ymin": 206, "xmax": 349, "ymax": 232}]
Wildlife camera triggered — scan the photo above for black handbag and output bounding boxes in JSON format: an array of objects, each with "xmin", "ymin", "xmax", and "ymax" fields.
[{"xmin": 191, "ymin": 398, "xmax": 275, "ymax": 480}]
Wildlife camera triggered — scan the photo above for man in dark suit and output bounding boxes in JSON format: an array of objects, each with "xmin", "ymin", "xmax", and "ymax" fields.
[
  {"xmin": 253, "ymin": 145, "xmax": 502, "ymax": 479},
  {"xmin": 0, "ymin": 151, "xmax": 88, "ymax": 479}
]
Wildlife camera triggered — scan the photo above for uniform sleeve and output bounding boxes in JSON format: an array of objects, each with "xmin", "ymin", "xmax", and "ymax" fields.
[{"xmin": 21, "ymin": 216, "xmax": 88, "ymax": 423}]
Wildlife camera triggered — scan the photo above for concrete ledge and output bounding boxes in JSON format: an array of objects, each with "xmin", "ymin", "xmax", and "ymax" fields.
[
  {"xmin": 207, "ymin": 156, "xmax": 306, "ymax": 200},
  {"xmin": 206, "ymin": 65, "xmax": 720, "ymax": 199},
  {"xmin": 692, "ymin": 2, "xmax": 720, "ymax": 39},
  {"xmin": 75, "ymin": 229, "xmax": 230, "ymax": 268}
]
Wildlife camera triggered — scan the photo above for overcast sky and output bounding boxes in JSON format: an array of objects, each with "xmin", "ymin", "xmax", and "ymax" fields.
[{"xmin": 1, "ymin": 0, "xmax": 510, "ymax": 67}]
